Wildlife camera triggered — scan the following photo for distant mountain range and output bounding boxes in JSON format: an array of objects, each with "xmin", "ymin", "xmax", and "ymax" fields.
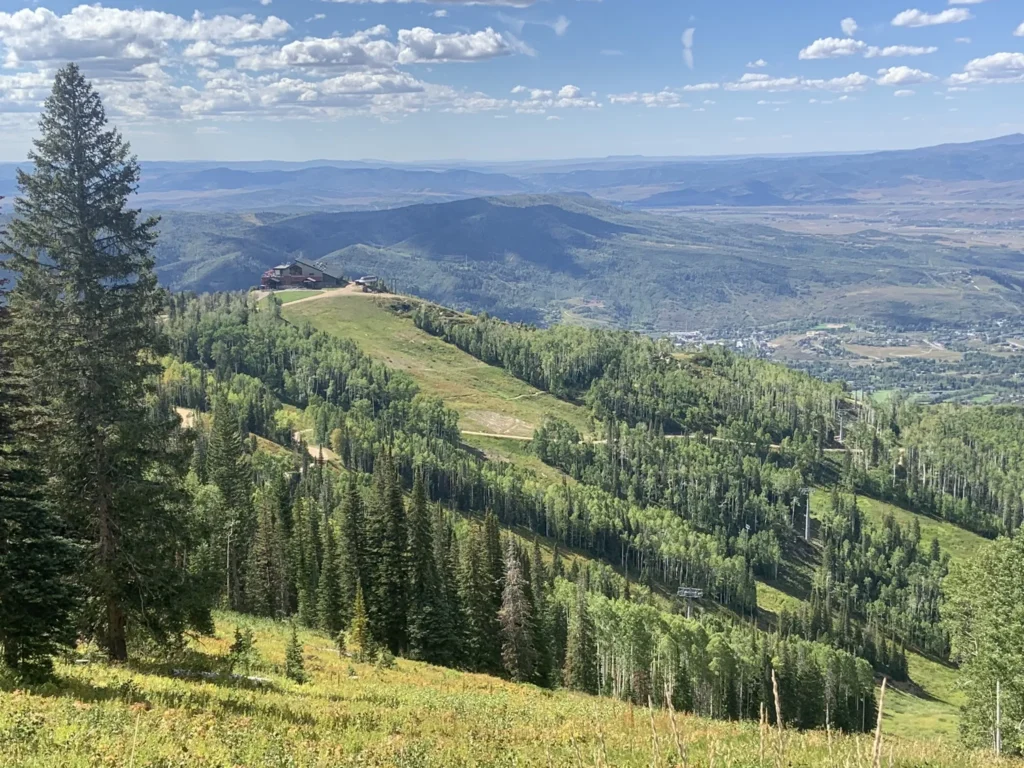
[
  {"xmin": 152, "ymin": 194, "xmax": 1024, "ymax": 330},
  {"xmin": 3, "ymin": 133, "xmax": 1024, "ymax": 211}
]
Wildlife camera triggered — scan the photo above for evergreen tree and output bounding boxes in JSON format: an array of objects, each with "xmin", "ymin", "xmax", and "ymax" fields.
[
  {"xmin": 348, "ymin": 581, "xmax": 375, "ymax": 663},
  {"xmin": 406, "ymin": 475, "xmax": 448, "ymax": 664},
  {"xmin": 2, "ymin": 64, "xmax": 211, "ymax": 660},
  {"xmin": 366, "ymin": 453, "xmax": 407, "ymax": 654},
  {"xmin": 529, "ymin": 538, "xmax": 554, "ymax": 687},
  {"xmin": 290, "ymin": 497, "xmax": 319, "ymax": 628},
  {"xmin": 207, "ymin": 398, "xmax": 252, "ymax": 609},
  {"xmin": 244, "ymin": 488, "xmax": 287, "ymax": 618},
  {"xmin": 338, "ymin": 473, "xmax": 364, "ymax": 626},
  {"xmin": 499, "ymin": 539, "xmax": 536, "ymax": 682},
  {"xmin": 316, "ymin": 516, "xmax": 344, "ymax": 635},
  {"xmin": 0, "ymin": 283, "xmax": 78, "ymax": 680},
  {"xmin": 563, "ymin": 581, "xmax": 598, "ymax": 694},
  {"xmin": 285, "ymin": 623, "xmax": 307, "ymax": 684},
  {"xmin": 458, "ymin": 526, "xmax": 499, "ymax": 672}
]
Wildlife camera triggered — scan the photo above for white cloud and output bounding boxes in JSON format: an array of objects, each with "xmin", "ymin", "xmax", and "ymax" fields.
[
  {"xmin": 430, "ymin": 10, "xmax": 449, "ymax": 17},
  {"xmin": 397, "ymin": 27, "xmax": 523, "ymax": 63},
  {"xmin": 233, "ymin": 27, "xmax": 396, "ymax": 70},
  {"xmin": 324, "ymin": 0, "xmax": 536, "ymax": 5},
  {"xmin": 680, "ymin": 82, "xmax": 720, "ymax": 91},
  {"xmin": 891, "ymin": 8, "xmax": 972, "ymax": 27},
  {"xmin": 0, "ymin": 6, "xmax": 291, "ymax": 72},
  {"xmin": 511, "ymin": 82, "xmax": 600, "ymax": 112},
  {"xmin": 546, "ymin": 115, "xmax": 560, "ymax": 121},
  {"xmin": 734, "ymin": 116, "xmax": 754, "ymax": 122},
  {"xmin": 608, "ymin": 88, "xmax": 688, "ymax": 108},
  {"xmin": 550, "ymin": 16, "xmax": 571, "ymax": 36},
  {"xmin": 876, "ymin": 66, "xmax": 937, "ymax": 85},
  {"xmin": 682, "ymin": 27, "xmax": 695, "ymax": 70},
  {"xmin": 307, "ymin": 13, "xmax": 327, "ymax": 21},
  {"xmin": 841, "ymin": 17, "xmax": 858, "ymax": 37},
  {"xmin": 726, "ymin": 71, "xmax": 871, "ymax": 92},
  {"xmin": 955, "ymin": 37, "xmax": 971, "ymax": 43},
  {"xmin": 949, "ymin": 52, "xmax": 1024, "ymax": 85},
  {"xmin": 746, "ymin": 58, "xmax": 767, "ymax": 68},
  {"xmin": 1015, "ymin": 23, "xmax": 1024, "ymax": 37},
  {"xmin": 865, "ymin": 45, "xmax": 938, "ymax": 58},
  {"xmin": 894, "ymin": 89, "xmax": 915, "ymax": 96},
  {"xmin": 799, "ymin": 37, "xmax": 866, "ymax": 59}
]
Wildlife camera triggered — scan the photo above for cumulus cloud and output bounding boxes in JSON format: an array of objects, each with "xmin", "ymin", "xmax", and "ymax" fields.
[
  {"xmin": 726, "ymin": 71, "xmax": 871, "ymax": 92},
  {"xmin": 876, "ymin": 66, "xmax": 937, "ymax": 85},
  {"xmin": 0, "ymin": 5, "xmax": 291, "ymax": 72},
  {"xmin": 841, "ymin": 17, "xmax": 858, "ymax": 37},
  {"xmin": 949, "ymin": 52, "xmax": 1024, "ymax": 85},
  {"xmin": 430, "ymin": 10, "xmax": 448, "ymax": 17},
  {"xmin": 397, "ymin": 27, "xmax": 523, "ymax": 62},
  {"xmin": 608, "ymin": 88, "xmax": 688, "ymax": 108},
  {"xmin": 799, "ymin": 37, "xmax": 866, "ymax": 59},
  {"xmin": 746, "ymin": 59, "xmax": 767, "ymax": 68},
  {"xmin": 1015, "ymin": 23, "xmax": 1024, "ymax": 37},
  {"xmin": 680, "ymin": 82, "xmax": 720, "ymax": 91},
  {"xmin": 510, "ymin": 82, "xmax": 600, "ymax": 113},
  {"xmin": 324, "ymin": 0, "xmax": 536, "ymax": 5},
  {"xmin": 682, "ymin": 28, "xmax": 695, "ymax": 70},
  {"xmin": 233, "ymin": 27, "xmax": 396, "ymax": 70},
  {"xmin": 891, "ymin": 8, "xmax": 972, "ymax": 27},
  {"xmin": 865, "ymin": 45, "xmax": 938, "ymax": 57}
]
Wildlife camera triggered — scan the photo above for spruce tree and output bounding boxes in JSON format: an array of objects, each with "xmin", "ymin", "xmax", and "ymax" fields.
[
  {"xmin": 0, "ymin": 283, "xmax": 78, "ymax": 680},
  {"xmin": 349, "ymin": 581, "xmax": 375, "ymax": 663},
  {"xmin": 285, "ymin": 623, "xmax": 307, "ymax": 684},
  {"xmin": 290, "ymin": 497, "xmax": 319, "ymax": 628},
  {"xmin": 499, "ymin": 539, "xmax": 536, "ymax": 682},
  {"xmin": 458, "ymin": 527, "xmax": 495, "ymax": 672},
  {"xmin": 2, "ymin": 64, "xmax": 211, "ymax": 661},
  {"xmin": 528, "ymin": 538, "xmax": 554, "ymax": 687},
  {"xmin": 366, "ymin": 453, "xmax": 407, "ymax": 654},
  {"xmin": 244, "ymin": 489, "xmax": 286, "ymax": 618},
  {"xmin": 563, "ymin": 581, "xmax": 598, "ymax": 694},
  {"xmin": 338, "ymin": 474, "xmax": 364, "ymax": 626},
  {"xmin": 316, "ymin": 516, "xmax": 344, "ymax": 635},
  {"xmin": 207, "ymin": 398, "xmax": 252, "ymax": 608},
  {"xmin": 406, "ymin": 475, "xmax": 448, "ymax": 664}
]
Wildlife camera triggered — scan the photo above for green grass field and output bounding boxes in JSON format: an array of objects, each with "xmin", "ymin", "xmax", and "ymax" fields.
[
  {"xmin": 271, "ymin": 289, "xmax": 324, "ymax": 304},
  {"xmin": 810, "ymin": 490, "xmax": 988, "ymax": 564},
  {"xmin": 283, "ymin": 293, "xmax": 591, "ymax": 438},
  {"xmin": 1, "ymin": 614, "xmax": 1008, "ymax": 768}
]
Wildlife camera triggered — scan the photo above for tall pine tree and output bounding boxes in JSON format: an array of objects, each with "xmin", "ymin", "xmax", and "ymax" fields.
[
  {"xmin": 563, "ymin": 580, "xmax": 598, "ymax": 694},
  {"xmin": 316, "ymin": 515, "xmax": 344, "ymax": 635},
  {"xmin": 499, "ymin": 539, "xmax": 536, "ymax": 683},
  {"xmin": 337, "ymin": 473, "xmax": 364, "ymax": 627},
  {"xmin": 0, "ymin": 280, "xmax": 78, "ymax": 679},
  {"xmin": 2, "ymin": 64, "xmax": 210, "ymax": 660},
  {"xmin": 406, "ymin": 474, "xmax": 448, "ymax": 664}
]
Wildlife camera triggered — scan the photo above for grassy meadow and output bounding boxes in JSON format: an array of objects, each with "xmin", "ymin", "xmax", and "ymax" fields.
[
  {"xmin": 0, "ymin": 614, "xmax": 1009, "ymax": 768},
  {"xmin": 282, "ymin": 292, "xmax": 591, "ymax": 438}
]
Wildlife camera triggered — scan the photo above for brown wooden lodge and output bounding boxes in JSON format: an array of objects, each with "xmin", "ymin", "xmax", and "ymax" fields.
[{"xmin": 260, "ymin": 260, "xmax": 344, "ymax": 290}]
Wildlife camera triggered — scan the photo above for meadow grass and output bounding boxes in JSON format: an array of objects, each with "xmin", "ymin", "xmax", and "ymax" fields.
[
  {"xmin": 283, "ymin": 293, "xmax": 591, "ymax": 438},
  {"xmin": 273, "ymin": 289, "xmax": 324, "ymax": 304},
  {"xmin": 0, "ymin": 613, "xmax": 1010, "ymax": 767},
  {"xmin": 810, "ymin": 489, "xmax": 988, "ymax": 565}
]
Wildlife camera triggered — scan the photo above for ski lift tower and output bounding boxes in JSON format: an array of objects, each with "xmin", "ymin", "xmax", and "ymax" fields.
[{"xmin": 677, "ymin": 586, "xmax": 704, "ymax": 619}]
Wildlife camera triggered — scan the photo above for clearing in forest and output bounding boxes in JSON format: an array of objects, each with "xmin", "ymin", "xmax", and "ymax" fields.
[
  {"xmin": 1, "ymin": 613, "xmax": 1006, "ymax": 767},
  {"xmin": 282, "ymin": 292, "xmax": 591, "ymax": 438}
]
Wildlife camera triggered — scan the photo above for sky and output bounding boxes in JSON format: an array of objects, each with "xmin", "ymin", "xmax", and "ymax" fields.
[{"xmin": 0, "ymin": 0, "xmax": 1022, "ymax": 161}]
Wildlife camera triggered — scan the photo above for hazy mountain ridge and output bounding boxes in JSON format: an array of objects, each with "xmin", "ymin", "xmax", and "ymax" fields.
[
  {"xmin": 4, "ymin": 133, "xmax": 1024, "ymax": 211},
  {"xmin": 150, "ymin": 194, "xmax": 1024, "ymax": 330}
]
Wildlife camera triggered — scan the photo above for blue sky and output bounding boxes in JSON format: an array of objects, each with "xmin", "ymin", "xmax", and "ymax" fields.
[{"xmin": 0, "ymin": 0, "xmax": 1022, "ymax": 161}]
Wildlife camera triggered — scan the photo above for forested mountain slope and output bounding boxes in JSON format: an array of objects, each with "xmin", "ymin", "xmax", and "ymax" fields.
[
  {"xmin": 147, "ymin": 194, "xmax": 1024, "ymax": 329},
  {"xmin": 279, "ymin": 287, "xmax": 1001, "ymax": 740}
]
